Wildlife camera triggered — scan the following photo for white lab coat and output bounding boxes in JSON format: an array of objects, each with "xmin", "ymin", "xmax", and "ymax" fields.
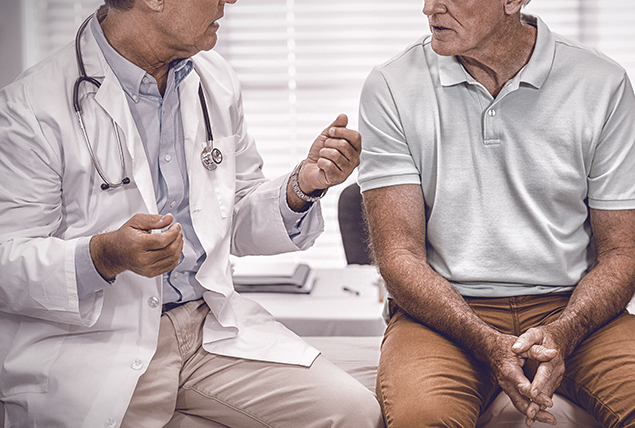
[{"xmin": 0, "ymin": 19, "xmax": 321, "ymax": 427}]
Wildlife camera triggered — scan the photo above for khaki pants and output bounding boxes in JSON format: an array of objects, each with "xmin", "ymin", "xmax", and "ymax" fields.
[
  {"xmin": 121, "ymin": 299, "xmax": 383, "ymax": 428},
  {"xmin": 377, "ymin": 293, "xmax": 635, "ymax": 428}
]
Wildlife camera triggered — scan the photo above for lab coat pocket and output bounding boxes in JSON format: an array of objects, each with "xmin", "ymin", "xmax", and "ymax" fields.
[
  {"xmin": 0, "ymin": 320, "xmax": 68, "ymax": 397},
  {"xmin": 192, "ymin": 135, "xmax": 237, "ymax": 219}
]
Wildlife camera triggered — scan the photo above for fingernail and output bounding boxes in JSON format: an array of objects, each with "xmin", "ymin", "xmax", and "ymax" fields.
[
  {"xmin": 512, "ymin": 342, "xmax": 522, "ymax": 350},
  {"xmin": 329, "ymin": 127, "xmax": 336, "ymax": 135}
]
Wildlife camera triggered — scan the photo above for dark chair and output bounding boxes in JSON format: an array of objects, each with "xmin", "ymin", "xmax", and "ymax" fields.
[{"xmin": 337, "ymin": 183, "xmax": 372, "ymax": 265}]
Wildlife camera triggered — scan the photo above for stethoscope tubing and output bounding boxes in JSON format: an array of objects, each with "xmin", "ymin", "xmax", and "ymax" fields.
[
  {"xmin": 74, "ymin": 14, "xmax": 130, "ymax": 190},
  {"xmin": 72, "ymin": 13, "xmax": 222, "ymax": 190}
]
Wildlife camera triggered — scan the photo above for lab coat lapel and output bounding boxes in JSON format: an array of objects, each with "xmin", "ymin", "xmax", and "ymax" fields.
[
  {"xmin": 92, "ymin": 64, "xmax": 158, "ymax": 215},
  {"xmin": 80, "ymin": 18, "xmax": 157, "ymax": 214},
  {"xmin": 180, "ymin": 70, "xmax": 204, "ymax": 185},
  {"xmin": 180, "ymin": 69, "xmax": 229, "ymax": 233}
]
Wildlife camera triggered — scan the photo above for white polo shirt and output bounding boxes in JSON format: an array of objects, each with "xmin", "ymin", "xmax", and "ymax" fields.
[{"xmin": 358, "ymin": 15, "xmax": 635, "ymax": 297}]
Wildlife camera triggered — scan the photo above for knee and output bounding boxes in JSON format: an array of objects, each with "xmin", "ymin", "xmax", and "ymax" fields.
[
  {"xmin": 382, "ymin": 398, "xmax": 477, "ymax": 428},
  {"xmin": 327, "ymin": 387, "xmax": 384, "ymax": 428}
]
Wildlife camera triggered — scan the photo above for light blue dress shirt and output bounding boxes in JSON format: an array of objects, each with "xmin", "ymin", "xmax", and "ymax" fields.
[{"xmin": 75, "ymin": 16, "xmax": 312, "ymax": 303}]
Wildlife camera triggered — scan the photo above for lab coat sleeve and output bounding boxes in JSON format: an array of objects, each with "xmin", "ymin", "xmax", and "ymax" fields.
[
  {"xmin": 225, "ymin": 72, "xmax": 324, "ymax": 256},
  {"xmin": 0, "ymin": 86, "xmax": 102, "ymax": 326},
  {"xmin": 278, "ymin": 176, "xmax": 324, "ymax": 249}
]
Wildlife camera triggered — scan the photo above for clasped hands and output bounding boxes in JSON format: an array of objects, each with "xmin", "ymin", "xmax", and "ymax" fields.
[{"xmin": 490, "ymin": 326, "xmax": 566, "ymax": 427}]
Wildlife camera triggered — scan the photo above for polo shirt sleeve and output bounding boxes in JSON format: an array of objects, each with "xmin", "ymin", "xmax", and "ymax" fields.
[
  {"xmin": 587, "ymin": 73, "xmax": 635, "ymax": 210},
  {"xmin": 358, "ymin": 67, "xmax": 421, "ymax": 192}
]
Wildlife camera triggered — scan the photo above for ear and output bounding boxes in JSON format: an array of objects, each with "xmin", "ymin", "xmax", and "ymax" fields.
[
  {"xmin": 504, "ymin": 0, "xmax": 524, "ymax": 15},
  {"xmin": 140, "ymin": 0, "xmax": 164, "ymax": 12}
]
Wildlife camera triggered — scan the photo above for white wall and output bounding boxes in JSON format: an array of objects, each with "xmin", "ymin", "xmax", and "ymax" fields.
[{"xmin": 0, "ymin": 0, "xmax": 24, "ymax": 89}]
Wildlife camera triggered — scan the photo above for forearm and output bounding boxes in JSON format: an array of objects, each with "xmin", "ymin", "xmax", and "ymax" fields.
[
  {"xmin": 547, "ymin": 208, "xmax": 635, "ymax": 358},
  {"xmin": 548, "ymin": 256, "xmax": 635, "ymax": 358},
  {"xmin": 379, "ymin": 249, "xmax": 504, "ymax": 362},
  {"xmin": 365, "ymin": 184, "xmax": 503, "ymax": 362}
]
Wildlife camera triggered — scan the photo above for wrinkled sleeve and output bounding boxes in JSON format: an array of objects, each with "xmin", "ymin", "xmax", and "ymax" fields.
[
  {"xmin": 225, "ymin": 70, "xmax": 324, "ymax": 256},
  {"xmin": 0, "ymin": 87, "xmax": 102, "ymax": 326}
]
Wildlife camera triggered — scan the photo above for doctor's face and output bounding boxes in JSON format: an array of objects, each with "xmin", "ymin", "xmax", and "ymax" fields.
[
  {"xmin": 423, "ymin": 0, "xmax": 508, "ymax": 57},
  {"xmin": 157, "ymin": 0, "xmax": 237, "ymax": 58}
]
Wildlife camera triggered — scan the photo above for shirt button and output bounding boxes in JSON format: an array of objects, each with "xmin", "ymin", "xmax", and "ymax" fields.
[
  {"xmin": 131, "ymin": 359, "xmax": 143, "ymax": 370},
  {"xmin": 142, "ymin": 77, "xmax": 149, "ymax": 84},
  {"xmin": 488, "ymin": 109, "xmax": 496, "ymax": 117},
  {"xmin": 164, "ymin": 154, "xmax": 172, "ymax": 162},
  {"xmin": 104, "ymin": 418, "xmax": 117, "ymax": 428},
  {"xmin": 170, "ymin": 201, "xmax": 176, "ymax": 208},
  {"xmin": 173, "ymin": 272, "xmax": 179, "ymax": 279},
  {"xmin": 147, "ymin": 296, "xmax": 160, "ymax": 308}
]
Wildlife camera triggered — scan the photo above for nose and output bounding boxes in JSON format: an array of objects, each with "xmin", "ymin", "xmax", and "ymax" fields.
[{"xmin": 423, "ymin": 0, "xmax": 446, "ymax": 16}]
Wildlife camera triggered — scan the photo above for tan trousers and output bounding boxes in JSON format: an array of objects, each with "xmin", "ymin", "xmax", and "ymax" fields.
[
  {"xmin": 120, "ymin": 299, "xmax": 383, "ymax": 428},
  {"xmin": 377, "ymin": 293, "xmax": 635, "ymax": 428}
]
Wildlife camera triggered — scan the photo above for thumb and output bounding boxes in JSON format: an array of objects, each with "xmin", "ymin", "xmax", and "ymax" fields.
[
  {"xmin": 130, "ymin": 213, "xmax": 174, "ymax": 231},
  {"xmin": 512, "ymin": 328, "xmax": 544, "ymax": 356},
  {"xmin": 526, "ymin": 344, "xmax": 558, "ymax": 362},
  {"xmin": 327, "ymin": 113, "xmax": 348, "ymax": 130}
]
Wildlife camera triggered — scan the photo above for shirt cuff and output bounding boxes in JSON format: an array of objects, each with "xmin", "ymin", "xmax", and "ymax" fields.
[
  {"xmin": 279, "ymin": 175, "xmax": 315, "ymax": 243},
  {"xmin": 75, "ymin": 236, "xmax": 115, "ymax": 301}
]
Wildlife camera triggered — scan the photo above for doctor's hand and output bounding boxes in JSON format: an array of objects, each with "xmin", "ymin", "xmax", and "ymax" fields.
[
  {"xmin": 90, "ymin": 213, "xmax": 183, "ymax": 281},
  {"xmin": 287, "ymin": 114, "xmax": 361, "ymax": 212}
]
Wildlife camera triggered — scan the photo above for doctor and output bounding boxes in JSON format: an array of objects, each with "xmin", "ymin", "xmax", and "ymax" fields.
[{"xmin": 0, "ymin": 0, "xmax": 383, "ymax": 427}]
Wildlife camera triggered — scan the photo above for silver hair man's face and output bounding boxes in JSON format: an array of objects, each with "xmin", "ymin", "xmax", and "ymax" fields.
[{"xmin": 424, "ymin": 0, "xmax": 525, "ymax": 57}]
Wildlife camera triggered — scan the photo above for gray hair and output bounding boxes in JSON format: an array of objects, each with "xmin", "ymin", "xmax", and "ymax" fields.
[{"xmin": 104, "ymin": 0, "xmax": 135, "ymax": 11}]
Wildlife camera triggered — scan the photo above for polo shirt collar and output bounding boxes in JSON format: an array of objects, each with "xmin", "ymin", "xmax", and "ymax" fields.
[
  {"xmin": 437, "ymin": 13, "xmax": 555, "ymax": 90},
  {"xmin": 518, "ymin": 14, "xmax": 555, "ymax": 90}
]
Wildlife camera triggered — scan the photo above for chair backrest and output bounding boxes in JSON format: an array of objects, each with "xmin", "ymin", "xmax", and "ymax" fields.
[{"xmin": 337, "ymin": 183, "xmax": 372, "ymax": 265}]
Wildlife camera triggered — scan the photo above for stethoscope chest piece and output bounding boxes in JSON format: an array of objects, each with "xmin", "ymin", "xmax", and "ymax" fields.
[
  {"xmin": 197, "ymin": 83, "xmax": 222, "ymax": 172},
  {"xmin": 201, "ymin": 145, "xmax": 223, "ymax": 171}
]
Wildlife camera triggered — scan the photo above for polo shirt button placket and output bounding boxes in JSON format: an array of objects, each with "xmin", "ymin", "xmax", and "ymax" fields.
[{"xmin": 483, "ymin": 105, "xmax": 500, "ymax": 145}]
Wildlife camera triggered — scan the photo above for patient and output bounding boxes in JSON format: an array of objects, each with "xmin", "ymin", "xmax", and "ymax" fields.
[{"xmin": 358, "ymin": 0, "xmax": 635, "ymax": 426}]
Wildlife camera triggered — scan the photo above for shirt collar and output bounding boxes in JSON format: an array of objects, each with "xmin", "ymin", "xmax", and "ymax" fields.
[
  {"xmin": 437, "ymin": 13, "xmax": 555, "ymax": 90},
  {"xmin": 89, "ymin": 13, "xmax": 194, "ymax": 99}
]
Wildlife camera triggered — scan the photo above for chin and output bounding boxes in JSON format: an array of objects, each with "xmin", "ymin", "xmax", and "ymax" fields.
[
  {"xmin": 430, "ymin": 39, "xmax": 459, "ymax": 57},
  {"xmin": 198, "ymin": 35, "xmax": 219, "ymax": 53}
]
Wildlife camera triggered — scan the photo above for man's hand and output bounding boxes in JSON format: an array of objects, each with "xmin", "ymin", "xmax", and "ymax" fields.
[
  {"xmin": 90, "ymin": 213, "xmax": 184, "ymax": 280},
  {"xmin": 488, "ymin": 333, "xmax": 559, "ymax": 427},
  {"xmin": 286, "ymin": 114, "xmax": 361, "ymax": 211},
  {"xmin": 512, "ymin": 326, "xmax": 566, "ymax": 426}
]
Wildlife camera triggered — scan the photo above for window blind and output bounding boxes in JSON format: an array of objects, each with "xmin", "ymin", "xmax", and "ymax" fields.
[
  {"xmin": 23, "ymin": 0, "xmax": 635, "ymax": 268},
  {"xmin": 23, "ymin": 0, "xmax": 103, "ymax": 67},
  {"xmin": 213, "ymin": 0, "xmax": 425, "ymax": 267}
]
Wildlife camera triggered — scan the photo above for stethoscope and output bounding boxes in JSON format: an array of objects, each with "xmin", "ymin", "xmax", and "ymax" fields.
[{"xmin": 72, "ymin": 14, "xmax": 223, "ymax": 191}]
